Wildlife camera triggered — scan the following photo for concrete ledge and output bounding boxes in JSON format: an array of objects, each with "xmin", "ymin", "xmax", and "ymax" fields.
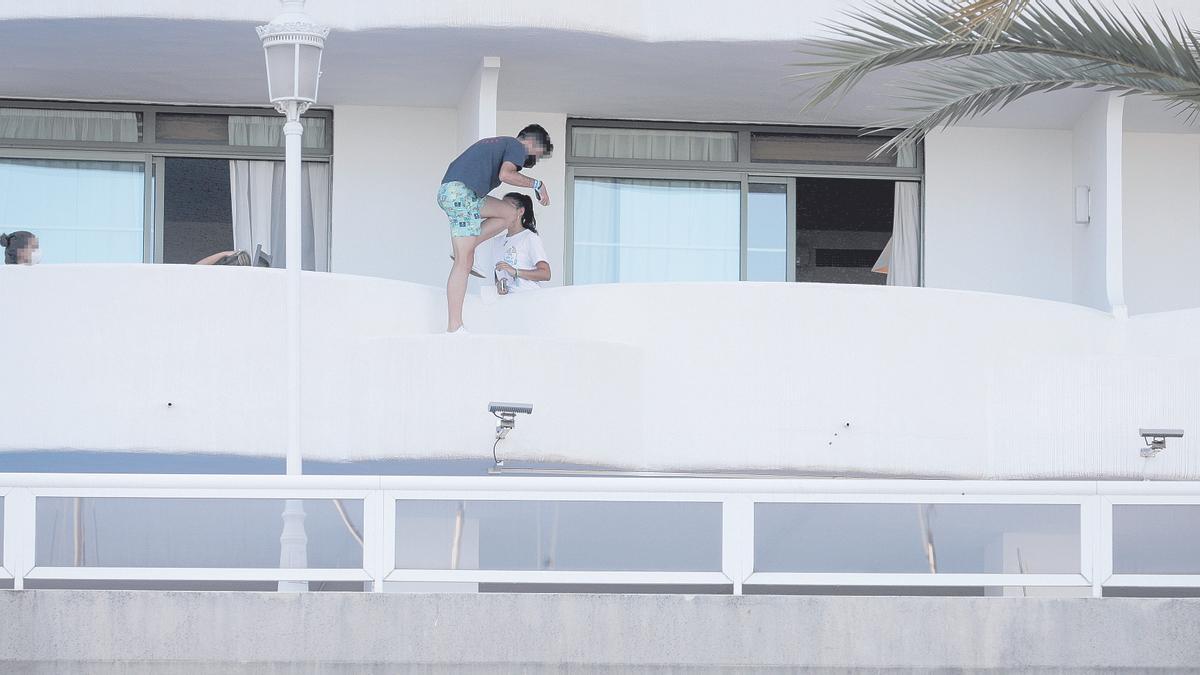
[{"xmin": 2, "ymin": 591, "xmax": 1200, "ymax": 673}]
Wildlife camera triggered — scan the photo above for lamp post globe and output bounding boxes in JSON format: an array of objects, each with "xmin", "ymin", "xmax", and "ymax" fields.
[{"xmin": 257, "ymin": 0, "xmax": 329, "ymax": 120}]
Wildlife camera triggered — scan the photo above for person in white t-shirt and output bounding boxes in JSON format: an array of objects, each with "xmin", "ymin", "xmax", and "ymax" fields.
[{"xmin": 494, "ymin": 192, "xmax": 551, "ymax": 294}]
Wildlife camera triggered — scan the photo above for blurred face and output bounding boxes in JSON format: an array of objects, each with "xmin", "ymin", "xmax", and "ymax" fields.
[
  {"xmin": 520, "ymin": 137, "xmax": 549, "ymax": 168},
  {"xmin": 504, "ymin": 199, "xmax": 525, "ymax": 223},
  {"xmin": 20, "ymin": 236, "xmax": 40, "ymax": 265}
]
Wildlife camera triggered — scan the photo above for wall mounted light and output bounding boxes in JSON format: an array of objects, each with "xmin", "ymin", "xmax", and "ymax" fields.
[
  {"xmin": 1074, "ymin": 185, "xmax": 1091, "ymax": 224},
  {"xmin": 1140, "ymin": 428, "xmax": 1184, "ymax": 458},
  {"xmin": 489, "ymin": 402, "xmax": 534, "ymax": 466}
]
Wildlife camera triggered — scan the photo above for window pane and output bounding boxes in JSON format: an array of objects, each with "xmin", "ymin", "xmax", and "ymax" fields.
[
  {"xmin": 747, "ymin": 182, "xmax": 788, "ymax": 281},
  {"xmin": 751, "ymin": 132, "xmax": 915, "ymax": 167},
  {"xmin": 0, "ymin": 158, "xmax": 144, "ymax": 263},
  {"xmin": 755, "ymin": 503, "xmax": 1080, "ymax": 574},
  {"xmin": 573, "ymin": 177, "xmax": 740, "ymax": 283},
  {"xmin": 395, "ymin": 500, "xmax": 722, "ymax": 572},
  {"xmin": 1113, "ymin": 505, "xmax": 1200, "ymax": 574},
  {"xmin": 162, "ymin": 158, "xmax": 233, "ymax": 264},
  {"xmin": 156, "ymin": 113, "xmax": 326, "ymax": 150},
  {"xmin": 0, "ymin": 107, "xmax": 140, "ymax": 143},
  {"xmin": 572, "ymin": 127, "xmax": 736, "ymax": 162},
  {"xmin": 36, "ymin": 497, "xmax": 363, "ymax": 568}
]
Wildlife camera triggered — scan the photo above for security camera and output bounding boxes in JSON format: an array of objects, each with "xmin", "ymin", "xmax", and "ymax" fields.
[
  {"xmin": 489, "ymin": 402, "xmax": 534, "ymax": 415},
  {"xmin": 1139, "ymin": 428, "xmax": 1184, "ymax": 458}
]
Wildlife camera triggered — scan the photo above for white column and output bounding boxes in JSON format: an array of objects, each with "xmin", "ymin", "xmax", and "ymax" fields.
[
  {"xmin": 279, "ymin": 102, "xmax": 308, "ymax": 591},
  {"xmin": 1071, "ymin": 93, "xmax": 1126, "ymax": 317},
  {"xmin": 457, "ymin": 56, "xmax": 501, "ymax": 149}
]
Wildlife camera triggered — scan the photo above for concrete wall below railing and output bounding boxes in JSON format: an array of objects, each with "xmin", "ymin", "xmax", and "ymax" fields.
[
  {"xmin": 2, "ymin": 265, "xmax": 1199, "ymax": 479},
  {"xmin": 2, "ymin": 591, "xmax": 1199, "ymax": 673}
]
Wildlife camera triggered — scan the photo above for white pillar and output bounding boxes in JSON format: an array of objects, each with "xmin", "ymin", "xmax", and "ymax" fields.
[
  {"xmin": 457, "ymin": 56, "xmax": 501, "ymax": 150},
  {"xmin": 1071, "ymin": 93, "xmax": 1126, "ymax": 317},
  {"xmin": 279, "ymin": 102, "xmax": 309, "ymax": 592}
]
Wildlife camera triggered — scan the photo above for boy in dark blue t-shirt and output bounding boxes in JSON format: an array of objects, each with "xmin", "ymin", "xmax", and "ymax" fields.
[{"xmin": 437, "ymin": 124, "xmax": 552, "ymax": 333}]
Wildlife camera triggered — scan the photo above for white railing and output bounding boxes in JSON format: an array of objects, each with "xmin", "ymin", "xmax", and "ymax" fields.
[{"xmin": 1, "ymin": 473, "xmax": 1198, "ymax": 595}]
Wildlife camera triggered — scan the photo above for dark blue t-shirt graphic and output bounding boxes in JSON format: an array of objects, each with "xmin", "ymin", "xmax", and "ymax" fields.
[{"xmin": 441, "ymin": 137, "xmax": 528, "ymax": 197}]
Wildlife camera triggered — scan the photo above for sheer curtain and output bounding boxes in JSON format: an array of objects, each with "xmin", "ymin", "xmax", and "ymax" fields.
[
  {"xmin": 0, "ymin": 108, "xmax": 139, "ymax": 143},
  {"xmin": 873, "ymin": 145, "xmax": 921, "ymax": 286},
  {"xmin": 572, "ymin": 177, "xmax": 740, "ymax": 283},
  {"xmin": 571, "ymin": 127, "xmax": 736, "ymax": 162},
  {"xmin": 228, "ymin": 116, "xmax": 326, "ymax": 149},
  {"xmin": 229, "ymin": 160, "xmax": 330, "ymax": 271}
]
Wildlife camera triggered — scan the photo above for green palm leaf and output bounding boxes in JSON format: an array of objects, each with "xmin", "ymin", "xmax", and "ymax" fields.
[
  {"xmin": 867, "ymin": 51, "xmax": 1200, "ymax": 155},
  {"xmin": 798, "ymin": 0, "xmax": 1200, "ymax": 139}
]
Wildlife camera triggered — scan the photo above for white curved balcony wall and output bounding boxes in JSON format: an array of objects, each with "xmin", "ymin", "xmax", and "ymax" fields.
[
  {"xmin": 2, "ymin": 0, "xmax": 855, "ymax": 41},
  {"xmin": 2, "ymin": 265, "xmax": 1198, "ymax": 479}
]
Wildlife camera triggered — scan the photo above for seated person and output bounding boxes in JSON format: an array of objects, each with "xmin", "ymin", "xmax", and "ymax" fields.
[{"xmin": 494, "ymin": 192, "xmax": 550, "ymax": 294}]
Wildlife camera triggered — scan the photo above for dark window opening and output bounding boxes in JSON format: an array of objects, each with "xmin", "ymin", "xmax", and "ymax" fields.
[{"xmin": 796, "ymin": 177, "xmax": 895, "ymax": 285}]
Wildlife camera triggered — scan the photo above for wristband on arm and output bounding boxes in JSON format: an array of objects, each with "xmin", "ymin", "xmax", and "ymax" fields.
[{"xmin": 532, "ymin": 179, "xmax": 542, "ymax": 192}]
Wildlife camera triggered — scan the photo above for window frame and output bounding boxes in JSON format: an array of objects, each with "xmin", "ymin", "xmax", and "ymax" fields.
[
  {"xmin": 0, "ymin": 99, "xmax": 334, "ymax": 158},
  {"xmin": 0, "ymin": 100, "xmax": 333, "ymax": 266},
  {"xmin": 566, "ymin": 118, "xmax": 924, "ymax": 286}
]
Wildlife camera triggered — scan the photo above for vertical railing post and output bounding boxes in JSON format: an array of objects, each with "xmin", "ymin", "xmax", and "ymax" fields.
[
  {"xmin": 1093, "ymin": 495, "xmax": 1114, "ymax": 598},
  {"xmin": 722, "ymin": 497, "xmax": 754, "ymax": 595},
  {"xmin": 4, "ymin": 489, "xmax": 36, "ymax": 590},
  {"xmin": 363, "ymin": 491, "xmax": 386, "ymax": 592}
]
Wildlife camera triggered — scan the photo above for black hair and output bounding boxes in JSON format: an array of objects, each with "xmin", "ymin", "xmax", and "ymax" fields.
[
  {"xmin": 504, "ymin": 192, "xmax": 537, "ymax": 233},
  {"xmin": 517, "ymin": 124, "xmax": 554, "ymax": 156},
  {"xmin": 1, "ymin": 230, "xmax": 35, "ymax": 265}
]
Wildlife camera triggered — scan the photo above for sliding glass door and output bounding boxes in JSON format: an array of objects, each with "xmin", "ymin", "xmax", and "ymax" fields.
[
  {"xmin": 745, "ymin": 178, "xmax": 794, "ymax": 282},
  {"xmin": 0, "ymin": 157, "xmax": 146, "ymax": 263}
]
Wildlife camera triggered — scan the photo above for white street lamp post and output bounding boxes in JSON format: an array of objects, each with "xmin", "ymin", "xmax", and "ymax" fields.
[{"xmin": 258, "ymin": 0, "xmax": 328, "ymax": 592}]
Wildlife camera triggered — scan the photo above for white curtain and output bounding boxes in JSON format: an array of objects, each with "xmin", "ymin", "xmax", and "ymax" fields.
[
  {"xmin": 0, "ymin": 108, "xmax": 139, "ymax": 143},
  {"xmin": 572, "ymin": 177, "xmax": 740, "ymax": 284},
  {"xmin": 229, "ymin": 160, "xmax": 330, "ymax": 271},
  {"xmin": 306, "ymin": 163, "xmax": 331, "ymax": 272},
  {"xmin": 873, "ymin": 145, "xmax": 921, "ymax": 286},
  {"xmin": 886, "ymin": 182, "xmax": 921, "ymax": 286},
  {"xmin": 228, "ymin": 116, "xmax": 326, "ymax": 149},
  {"xmin": 571, "ymin": 127, "xmax": 736, "ymax": 162}
]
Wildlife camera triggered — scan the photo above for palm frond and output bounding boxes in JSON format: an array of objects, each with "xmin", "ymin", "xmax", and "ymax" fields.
[
  {"xmin": 798, "ymin": 0, "xmax": 1200, "ymax": 112},
  {"xmin": 868, "ymin": 51, "xmax": 1200, "ymax": 156},
  {"xmin": 949, "ymin": 0, "xmax": 1032, "ymax": 46}
]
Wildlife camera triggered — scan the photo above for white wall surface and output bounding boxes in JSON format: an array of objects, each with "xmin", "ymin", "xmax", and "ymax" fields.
[
  {"xmin": 923, "ymin": 127, "xmax": 1074, "ymax": 302},
  {"xmin": 330, "ymin": 105, "xmax": 459, "ymax": 285},
  {"xmin": 3, "ymin": 265, "xmax": 1199, "ymax": 480},
  {"xmin": 1123, "ymin": 132, "xmax": 1200, "ymax": 315}
]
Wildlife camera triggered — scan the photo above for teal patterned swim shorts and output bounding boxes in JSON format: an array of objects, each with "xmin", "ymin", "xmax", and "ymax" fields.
[{"xmin": 437, "ymin": 181, "xmax": 485, "ymax": 237}]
